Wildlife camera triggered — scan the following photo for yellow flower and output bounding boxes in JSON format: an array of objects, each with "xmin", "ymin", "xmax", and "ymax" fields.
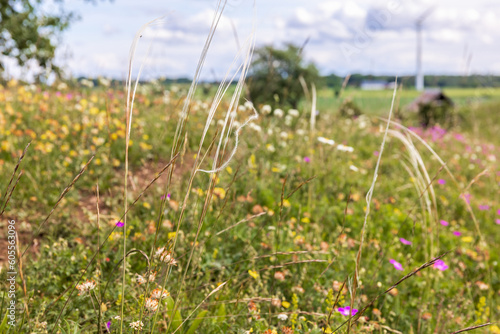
[
  {"xmin": 248, "ymin": 270, "xmax": 259, "ymax": 279},
  {"xmin": 213, "ymin": 187, "xmax": 226, "ymax": 199},
  {"xmin": 301, "ymin": 217, "xmax": 310, "ymax": 223},
  {"xmin": 282, "ymin": 301, "xmax": 290, "ymax": 308},
  {"xmin": 168, "ymin": 232, "xmax": 176, "ymax": 239},
  {"xmin": 283, "ymin": 199, "xmax": 291, "ymax": 208},
  {"xmin": 461, "ymin": 236, "xmax": 473, "ymax": 243},
  {"xmin": 143, "ymin": 202, "xmax": 151, "ymax": 209}
]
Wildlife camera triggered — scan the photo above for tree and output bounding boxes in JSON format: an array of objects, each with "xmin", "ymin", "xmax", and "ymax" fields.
[
  {"xmin": 0, "ymin": 0, "xmax": 105, "ymax": 80},
  {"xmin": 247, "ymin": 43, "xmax": 321, "ymax": 109}
]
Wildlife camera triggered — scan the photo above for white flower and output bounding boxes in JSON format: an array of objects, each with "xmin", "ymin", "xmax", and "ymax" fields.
[
  {"xmin": 238, "ymin": 105, "xmax": 246, "ymax": 112},
  {"xmin": 129, "ymin": 320, "xmax": 144, "ymax": 331},
  {"xmin": 277, "ymin": 313, "xmax": 288, "ymax": 321},
  {"xmin": 76, "ymin": 280, "xmax": 96, "ymax": 295},
  {"xmin": 337, "ymin": 144, "xmax": 354, "ymax": 152},
  {"xmin": 296, "ymin": 129, "xmax": 306, "ymax": 136},
  {"xmin": 151, "ymin": 288, "xmax": 170, "ymax": 300},
  {"xmin": 273, "ymin": 108, "xmax": 284, "ymax": 118},
  {"xmin": 349, "ymin": 165, "xmax": 359, "ymax": 172},
  {"xmin": 288, "ymin": 109, "xmax": 299, "ymax": 117},
  {"xmin": 285, "ymin": 115, "xmax": 293, "ymax": 126},
  {"xmin": 145, "ymin": 298, "xmax": 159, "ymax": 313},
  {"xmin": 318, "ymin": 137, "xmax": 335, "ymax": 146},
  {"xmin": 280, "ymin": 131, "xmax": 289, "ymax": 139},
  {"xmin": 249, "ymin": 123, "xmax": 262, "ymax": 132},
  {"xmin": 244, "ymin": 101, "xmax": 254, "ymax": 109},
  {"xmin": 136, "ymin": 271, "xmax": 156, "ymax": 285},
  {"xmin": 266, "ymin": 144, "xmax": 276, "ymax": 152},
  {"xmin": 261, "ymin": 104, "xmax": 272, "ymax": 115}
]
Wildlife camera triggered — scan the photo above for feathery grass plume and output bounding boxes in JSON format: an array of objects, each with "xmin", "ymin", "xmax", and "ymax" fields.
[
  {"xmin": 388, "ymin": 130, "xmax": 439, "ymax": 257},
  {"xmin": 0, "ymin": 141, "xmax": 30, "ymax": 217},
  {"xmin": 353, "ymin": 78, "xmax": 398, "ymax": 320}
]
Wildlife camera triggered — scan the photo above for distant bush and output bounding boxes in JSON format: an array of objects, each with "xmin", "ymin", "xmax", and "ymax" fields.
[
  {"xmin": 247, "ymin": 43, "xmax": 321, "ymax": 109},
  {"xmin": 338, "ymin": 98, "xmax": 363, "ymax": 118}
]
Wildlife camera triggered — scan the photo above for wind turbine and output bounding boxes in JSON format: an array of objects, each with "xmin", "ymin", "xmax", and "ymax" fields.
[{"xmin": 415, "ymin": 7, "xmax": 435, "ymax": 91}]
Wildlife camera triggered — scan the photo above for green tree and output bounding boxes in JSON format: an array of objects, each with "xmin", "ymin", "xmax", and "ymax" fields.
[
  {"xmin": 0, "ymin": 0, "xmax": 105, "ymax": 79},
  {"xmin": 247, "ymin": 43, "xmax": 321, "ymax": 109}
]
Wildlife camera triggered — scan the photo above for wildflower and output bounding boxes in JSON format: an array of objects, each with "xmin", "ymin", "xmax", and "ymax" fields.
[
  {"xmin": 496, "ymin": 219, "xmax": 500, "ymax": 225},
  {"xmin": 274, "ymin": 271, "xmax": 285, "ymax": 281},
  {"xmin": 303, "ymin": 156, "xmax": 311, "ymax": 163},
  {"xmin": 460, "ymin": 193, "xmax": 471, "ymax": 204},
  {"xmin": 337, "ymin": 144, "xmax": 354, "ymax": 152},
  {"xmin": 433, "ymin": 259, "xmax": 448, "ymax": 271},
  {"xmin": 261, "ymin": 104, "xmax": 272, "ymax": 115},
  {"xmin": 144, "ymin": 298, "xmax": 159, "ymax": 313},
  {"xmin": 248, "ymin": 270, "xmax": 259, "ymax": 279},
  {"xmin": 129, "ymin": 320, "xmax": 144, "ymax": 331},
  {"xmin": 437, "ymin": 179, "xmax": 446, "ymax": 185},
  {"xmin": 389, "ymin": 259, "xmax": 403, "ymax": 271},
  {"xmin": 497, "ymin": 209, "xmax": 500, "ymax": 215},
  {"xmin": 349, "ymin": 165, "xmax": 359, "ymax": 172},
  {"xmin": 439, "ymin": 220, "xmax": 449, "ymax": 226},
  {"xmin": 76, "ymin": 279, "xmax": 97, "ymax": 295},
  {"xmin": 338, "ymin": 306, "xmax": 358, "ymax": 316},
  {"xmin": 151, "ymin": 288, "xmax": 170, "ymax": 300},
  {"xmin": 318, "ymin": 136, "xmax": 335, "ymax": 146},
  {"xmin": 136, "ymin": 271, "xmax": 156, "ymax": 285},
  {"xmin": 114, "ymin": 316, "xmax": 121, "ymax": 320},
  {"xmin": 478, "ymin": 204, "xmax": 490, "ymax": 211},
  {"xmin": 288, "ymin": 109, "xmax": 299, "ymax": 117},
  {"xmin": 453, "ymin": 231, "xmax": 462, "ymax": 236},
  {"xmin": 106, "ymin": 321, "xmax": 111, "ymax": 332},
  {"xmin": 244, "ymin": 101, "xmax": 254, "ymax": 109},
  {"xmin": 274, "ymin": 109, "xmax": 284, "ymax": 118},
  {"xmin": 277, "ymin": 313, "xmax": 288, "ymax": 321},
  {"xmin": 282, "ymin": 326, "xmax": 294, "ymax": 334},
  {"xmin": 116, "ymin": 221, "xmax": 124, "ymax": 227},
  {"xmin": 399, "ymin": 238, "xmax": 412, "ymax": 245}
]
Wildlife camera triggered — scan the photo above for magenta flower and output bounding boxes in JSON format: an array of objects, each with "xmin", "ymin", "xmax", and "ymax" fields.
[
  {"xmin": 433, "ymin": 259, "xmax": 448, "ymax": 271},
  {"xmin": 453, "ymin": 231, "xmax": 461, "ymax": 236},
  {"xmin": 497, "ymin": 209, "xmax": 500, "ymax": 215},
  {"xmin": 116, "ymin": 221, "xmax": 124, "ymax": 227},
  {"xmin": 437, "ymin": 179, "xmax": 446, "ymax": 185},
  {"xmin": 303, "ymin": 156, "xmax": 311, "ymax": 163},
  {"xmin": 106, "ymin": 321, "xmax": 111, "ymax": 331},
  {"xmin": 478, "ymin": 205, "xmax": 490, "ymax": 211},
  {"xmin": 440, "ymin": 220, "xmax": 449, "ymax": 226},
  {"xmin": 338, "ymin": 306, "xmax": 358, "ymax": 316},
  {"xmin": 374, "ymin": 151, "xmax": 379, "ymax": 156},
  {"xmin": 389, "ymin": 259, "xmax": 403, "ymax": 271},
  {"xmin": 399, "ymin": 238, "xmax": 412, "ymax": 245}
]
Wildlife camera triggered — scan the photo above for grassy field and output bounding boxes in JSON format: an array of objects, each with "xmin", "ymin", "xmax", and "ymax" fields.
[{"xmin": 0, "ymin": 79, "xmax": 499, "ymax": 334}]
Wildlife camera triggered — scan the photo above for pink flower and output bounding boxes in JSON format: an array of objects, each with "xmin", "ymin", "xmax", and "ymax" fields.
[
  {"xmin": 433, "ymin": 259, "xmax": 448, "ymax": 271},
  {"xmin": 496, "ymin": 219, "xmax": 500, "ymax": 225},
  {"xmin": 338, "ymin": 306, "xmax": 358, "ymax": 316},
  {"xmin": 440, "ymin": 220, "xmax": 449, "ymax": 226},
  {"xmin": 437, "ymin": 179, "xmax": 446, "ymax": 185},
  {"xmin": 389, "ymin": 259, "xmax": 403, "ymax": 271},
  {"xmin": 453, "ymin": 231, "xmax": 461, "ymax": 236},
  {"xmin": 478, "ymin": 205, "xmax": 490, "ymax": 211},
  {"xmin": 374, "ymin": 151, "xmax": 379, "ymax": 156},
  {"xmin": 460, "ymin": 193, "xmax": 471, "ymax": 204},
  {"xmin": 497, "ymin": 209, "xmax": 500, "ymax": 215},
  {"xmin": 303, "ymin": 156, "xmax": 311, "ymax": 163},
  {"xmin": 399, "ymin": 238, "xmax": 412, "ymax": 245},
  {"xmin": 116, "ymin": 221, "xmax": 124, "ymax": 227}
]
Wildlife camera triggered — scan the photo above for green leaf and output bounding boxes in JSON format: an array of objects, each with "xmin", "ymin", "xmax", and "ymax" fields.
[
  {"xmin": 215, "ymin": 303, "xmax": 226, "ymax": 323},
  {"xmin": 0, "ymin": 313, "xmax": 8, "ymax": 334},
  {"xmin": 166, "ymin": 296, "xmax": 183, "ymax": 332},
  {"xmin": 185, "ymin": 310, "xmax": 208, "ymax": 334}
]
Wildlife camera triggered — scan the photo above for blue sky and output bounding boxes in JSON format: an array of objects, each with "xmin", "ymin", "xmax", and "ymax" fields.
[{"xmin": 52, "ymin": 0, "xmax": 500, "ymax": 79}]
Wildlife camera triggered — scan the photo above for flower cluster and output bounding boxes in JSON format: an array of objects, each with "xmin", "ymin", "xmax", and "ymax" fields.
[{"xmin": 76, "ymin": 279, "xmax": 96, "ymax": 295}]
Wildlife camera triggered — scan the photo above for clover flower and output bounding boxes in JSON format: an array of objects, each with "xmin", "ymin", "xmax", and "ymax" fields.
[
  {"xmin": 277, "ymin": 313, "xmax": 288, "ymax": 321},
  {"xmin": 129, "ymin": 320, "xmax": 144, "ymax": 331},
  {"xmin": 151, "ymin": 288, "xmax": 170, "ymax": 300},
  {"xmin": 144, "ymin": 298, "xmax": 159, "ymax": 313},
  {"xmin": 155, "ymin": 247, "xmax": 178, "ymax": 266},
  {"xmin": 136, "ymin": 271, "xmax": 156, "ymax": 285},
  {"xmin": 76, "ymin": 279, "xmax": 97, "ymax": 295}
]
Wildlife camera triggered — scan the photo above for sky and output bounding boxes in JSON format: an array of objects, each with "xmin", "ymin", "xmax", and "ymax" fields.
[{"xmin": 45, "ymin": 0, "xmax": 500, "ymax": 80}]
